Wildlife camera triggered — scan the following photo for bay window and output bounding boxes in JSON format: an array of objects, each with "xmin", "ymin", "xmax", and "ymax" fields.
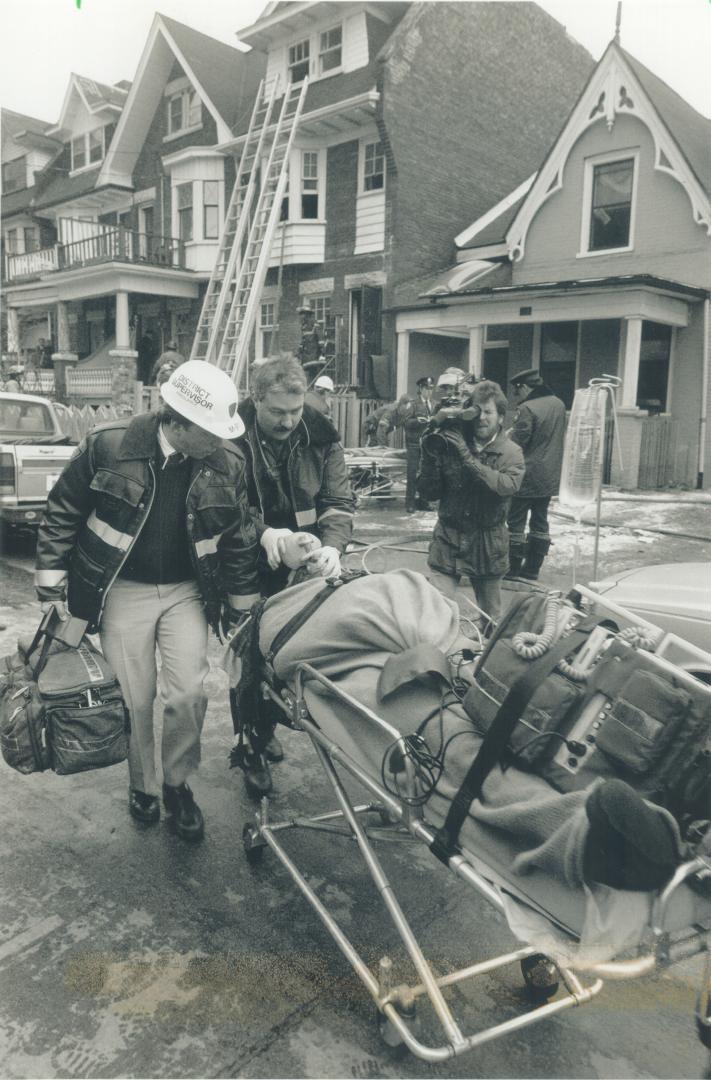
[
  {"xmin": 176, "ymin": 183, "xmax": 193, "ymax": 242},
  {"xmin": 288, "ymin": 39, "xmax": 310, "ymax": 83},
  {"xmin": 363, "ymin": 141, "xmax": 385, "ymax": 192},
  {"xmin": 203, "ymin": 181, "xmax": 220, "ymax": 239},
  {"xmin": 319, "ymin": 26, "xmax": 342, "ymax": 74},
  {"xmin": 301, "ymin": 151, "xmax": 319, "ymax": 219}
]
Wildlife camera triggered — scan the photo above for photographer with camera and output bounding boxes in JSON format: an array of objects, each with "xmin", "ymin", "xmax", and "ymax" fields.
[{"xmin": 417, "ymin": 379, "xmax": 524, "ymax": 629}]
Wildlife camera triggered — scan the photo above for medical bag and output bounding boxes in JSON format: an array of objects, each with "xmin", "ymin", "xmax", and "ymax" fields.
[{"xmin": 0, "ymin": 608, "xmax": 129, "ymax": 776}]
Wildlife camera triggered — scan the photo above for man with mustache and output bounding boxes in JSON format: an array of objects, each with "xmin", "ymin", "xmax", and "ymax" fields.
[{"xmin": 235, "ymin": 354, "xmax": 356, "ymax": 794}]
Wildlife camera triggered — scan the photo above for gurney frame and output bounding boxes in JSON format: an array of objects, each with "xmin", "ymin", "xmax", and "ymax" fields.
[{"xmin": 242, "ymin": 591, "xmax": 711, "ymax": 1062}]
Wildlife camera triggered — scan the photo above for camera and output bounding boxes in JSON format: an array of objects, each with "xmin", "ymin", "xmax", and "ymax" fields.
[{"xmin": 422, "ymin": 396, "xmax": 481, "ymax": 448}]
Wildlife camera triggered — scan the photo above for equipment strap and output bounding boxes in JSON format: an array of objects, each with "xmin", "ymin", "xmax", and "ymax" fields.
[
  {"xmin": 265, "ymin": 574, "xmax": 360, "ymax": 665},
  {"xmin": 429, "ymin": 621, "xmax": 595, "ymax": 865}
]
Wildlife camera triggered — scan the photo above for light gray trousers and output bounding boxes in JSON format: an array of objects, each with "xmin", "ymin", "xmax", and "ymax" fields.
[{"xmin": 99, "ymin": 579, "xmax": 209, "ymax": 796}]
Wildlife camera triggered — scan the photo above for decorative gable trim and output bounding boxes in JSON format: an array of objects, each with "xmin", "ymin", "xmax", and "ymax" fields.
[
  {"xmin": 98, "ymin": 14, "xmax": 230, "ymax": 189},
  {"xmin": 506, "ymin": 43, "xmax": 711, "ymax": 263}
]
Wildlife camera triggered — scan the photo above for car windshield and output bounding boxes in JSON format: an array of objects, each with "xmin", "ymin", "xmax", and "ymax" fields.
[{"xmin": 0, "ymin": 400, "xmax": 54, "ymax": 437}]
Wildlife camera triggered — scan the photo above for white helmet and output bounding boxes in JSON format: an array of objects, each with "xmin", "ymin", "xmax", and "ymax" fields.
[
  {"xmin": 314, "ymin": 375, "xmax": 334, "ymax": 392},
  {"xmin": 160, "ymin": 360, "xmax": 244, "ymax": 439}
]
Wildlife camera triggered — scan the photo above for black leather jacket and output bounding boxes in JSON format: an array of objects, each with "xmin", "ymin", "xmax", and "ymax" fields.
[{"xmin": 35, "ymin": 413, "xmax": 260, "ymax": 633}]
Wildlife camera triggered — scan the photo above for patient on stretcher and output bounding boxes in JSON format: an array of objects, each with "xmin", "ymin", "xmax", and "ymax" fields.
[{"xmin": 228, "ymin": 569, "xmax": 704, "ymax": 917}]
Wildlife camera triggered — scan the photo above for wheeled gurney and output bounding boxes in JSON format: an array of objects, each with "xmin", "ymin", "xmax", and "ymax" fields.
[{"xmin": 233, "ymin": 569, "xmax": 711, "ymax": 1063}]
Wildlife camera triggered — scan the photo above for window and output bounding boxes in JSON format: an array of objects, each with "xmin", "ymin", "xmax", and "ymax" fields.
[
  {"xmin": 363, "ymin": 141, "xmax": 385, "ymax": 192},
  {"xmin": 540, "ymin": 321, "xmax": 579, "ymax": 409},
  {"xmin": 71, "ymin": 135, "xmax": 86, "ymax": 171},
  {"xmin": 301, "ymin": 151, "xmax": 319, "ymax": 219},
  {"xmin": 2, "ymin": 157, "xmax": 27, "ymax": 194},
  {"xmin": 259, "ymin": 301, "xmax": 276, "ymax": 358},
  {"xmin": 319, "ymin": 25, "xmax": 342, "ymax": 74},
  {"xmin": 70, "ymin": 127, "xmax": 108, "ymax": 171},
  {"xmin": 288, "ymin": 38, "xmax": 310, "ymax": 83},
  {"xmin": 6, "ymin": 229, "xmax": 18, "ymax": 254},
  {"xmin": 166, "ymin": 88, "xmax": 202, "ymax": 136},
  {"xmin": 637, "ymin": 322, "xmax": 671, "ymax": 412},
  {"xmin": 176, "ymin": 182, "xmax": 193, "ymax": 242},
  {"xmin": 23, "ymin": 227, "xmax": 38, "ymax": 253},
  {"xmin": 203, "ymin": 181, "xmax": 220, "ymax": 239},
  {"xmin": 588, "ymin": 157, "xmax": 634, "ymax": 251},
  {"xmin": 88, "ymin": 128, "xmax": 104, "ymax": 164},
  {"xmin": 308, "ymin": 295, "xmax": 335, "ymax": 345}
]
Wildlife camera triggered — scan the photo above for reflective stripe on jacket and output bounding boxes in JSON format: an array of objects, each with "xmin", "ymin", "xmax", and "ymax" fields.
[{"xmin": 34, "ymin": 413, "xmax": 260, "ymax": 632}]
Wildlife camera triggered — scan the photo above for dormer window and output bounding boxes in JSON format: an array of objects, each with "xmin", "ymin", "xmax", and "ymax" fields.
[
  {"xmin": 319, "ymin": 26, "xmax": 342, "ymax": 74},
  {"xmin": 288, "ymin": 39, "xmax": 310, "ymax": 83},
  {"xmin": 2, "ymin": 158, "xmax": 27, "ymax": 194},
  {"xmin": 166, "ymin": 87, "xmax": 202, "ymax": 137},
  {"xmin": 70, "ymin": 126, "xmax": 110, "ymax": 172}
]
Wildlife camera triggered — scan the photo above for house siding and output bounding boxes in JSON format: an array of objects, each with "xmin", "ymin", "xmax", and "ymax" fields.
[
  {"xmin": 515, "ymin": 114, "xmax": 710, "ymax": 288},
  {"xmin": 380, "ymin": 2, "xmax": 593, "ymax": 296},
  {"xmin": 324, "ymin": 140, "xmax": 358, "ymax": 260}
]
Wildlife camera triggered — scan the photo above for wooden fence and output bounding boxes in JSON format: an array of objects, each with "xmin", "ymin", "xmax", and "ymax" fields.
[{"xmin": 638, "ymin": 415, "xmax": 693, "ymax": 489}]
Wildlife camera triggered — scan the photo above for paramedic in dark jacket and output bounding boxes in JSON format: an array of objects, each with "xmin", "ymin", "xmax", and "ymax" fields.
[
  {"xmin": 418, "ymin": 379, "xmax": 524, "ymax": 629},
  {"xmin": 401, "ymin": 375, "xmax": 435, "ymax": 512},
  {"xmin": 236, "ymin": 354, "xmax": 356, "ymax": 793},
  {"xmin": 34, "ymin": 361, "xmax": 262, "ymax": 840},
  {"xmin": 506, "ymin": 368, "xmax": 566, "ymax": 581}
]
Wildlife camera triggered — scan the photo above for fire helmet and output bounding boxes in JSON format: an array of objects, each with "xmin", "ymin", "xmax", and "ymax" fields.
[
  {"xmin": 160, "ymin": 360, "xmax": 245, "ymax": 439},
  {"xmin": 314, "ymin": 375, "xmax": 335, "ymax": 392}
]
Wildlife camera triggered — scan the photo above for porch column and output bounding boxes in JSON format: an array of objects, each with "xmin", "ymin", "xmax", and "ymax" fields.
[
  {"xmin": 51, "ymin": 300, "xmax": 78, "ymax": 403},
  {"xmin": 7, "ymin": 307, "xmax": 21, "ymax": 356},
  {"xmin": 611, "ymin": 316, "xmax": 645, "ymax": 490},
  {"xmin": 109, "ymin": 291, "xmax": 140, "ymax": 416},
  {"xmin": 620, "ymin": 316, "xmax": 642, "ymax": 409},
  {"xmin": 396, "ymin": 331, "xmax": 410, "ymax": 397},
  {"xmin": 467, "ymin": 325, "xmax": 484, "ymax": 379}
]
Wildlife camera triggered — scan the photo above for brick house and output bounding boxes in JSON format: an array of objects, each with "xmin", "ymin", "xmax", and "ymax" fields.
[
  {"xmin": 232, "ymin": 1, "xmax": 594, "ymax": 396},
  {"xmin": 393, "ymin": 38, "xmax": 711, "ymax": 489},
  {"xmin": 2, "ymin": 16, "xmax": 264, "ymax": 397}
]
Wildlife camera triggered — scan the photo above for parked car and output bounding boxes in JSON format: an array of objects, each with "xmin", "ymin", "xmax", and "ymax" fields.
[
  {"xmin": 588, "ymin": 562, "xmax": 711, "ymax": 682},
  {"xmin": 0, "ymin": 392, "xmax": 76, "ymax": 533}
]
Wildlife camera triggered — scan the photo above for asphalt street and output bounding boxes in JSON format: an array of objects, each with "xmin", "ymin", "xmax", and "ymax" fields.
[{"xmin": 1, "ymin": 495, "xmax": 710, "ymax": 1079}]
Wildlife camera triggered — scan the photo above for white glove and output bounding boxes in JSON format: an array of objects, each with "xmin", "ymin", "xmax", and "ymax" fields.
[
  {"xmin": 306, "ymin": 545, "xmax": 341, "ymax": 579},
  {"xmin": 282, "ymin": 531, "xmax": 321, "ymax": 569},
  {"xmin": 260, "ymin": 527, "xmax": 294, "ymax": 571}
]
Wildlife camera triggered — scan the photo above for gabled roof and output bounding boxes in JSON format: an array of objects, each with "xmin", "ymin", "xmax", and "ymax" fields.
[
  {"xmin": 99, "ymin": 13, "xmax": 265, "ymax": 188},
  {"xmin": 456, "ymin": 176, "xmax": 535, "ymax": 250},
  {"xmin": 460, "ymin": 39, "xmax": 711, "ymax": 264},
  {"xmin": 2, "ymin": 108, "xmax": 53, "ymax": 142},
  {"xmin": 621, "ymin": 47, "xmax": 711, "ymax": 197},
  {"xmin": 50, "ymin": 73, "xmax": 129, "ymax": 136}
]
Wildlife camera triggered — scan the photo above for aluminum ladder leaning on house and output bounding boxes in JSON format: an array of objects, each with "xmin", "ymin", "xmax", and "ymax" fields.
[{"xmin": 189, "ymin": 75, "xmax": 309, "ymax": 387}]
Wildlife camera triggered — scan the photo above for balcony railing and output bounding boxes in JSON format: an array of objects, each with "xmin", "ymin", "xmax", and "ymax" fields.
[{"xmin": 5, "ymin": 228, "xmax": 186, "ymax": 282}]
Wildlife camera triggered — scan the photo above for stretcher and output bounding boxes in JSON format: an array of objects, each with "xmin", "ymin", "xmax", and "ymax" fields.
[
  {"xmin": 236, "ymin": 570, "xmax": 711, "ymax": 1063},
  {"xmin": 343, "ymin": 446, "xmax": 406, "ymax": 502}
]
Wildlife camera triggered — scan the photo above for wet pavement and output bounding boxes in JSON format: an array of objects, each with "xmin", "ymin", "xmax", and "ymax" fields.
[{"xmin": 1, "ymin": 492, "xmax": 711, "ymax": 1079}]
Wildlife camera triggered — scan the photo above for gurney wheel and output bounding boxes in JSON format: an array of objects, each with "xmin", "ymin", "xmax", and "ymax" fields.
[
  {"xmin": 242, "ymin": 823, "xmax": 265, "ymax": 864},
  {"xmin": 376, "ymin": 1004, "xmax": 415, "ymax": 1053},
  {"xmin": 520, "ymin": 955, "xmax": 559, "ymax": 1002}
]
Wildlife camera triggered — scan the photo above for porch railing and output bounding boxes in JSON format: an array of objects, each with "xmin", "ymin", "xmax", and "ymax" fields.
[{"xmin": 5, "ymin": 228, "xmax": 186, "ymax": 282}]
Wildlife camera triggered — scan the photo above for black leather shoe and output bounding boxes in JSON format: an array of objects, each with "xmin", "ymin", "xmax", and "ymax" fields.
[
  {"xmin": 162, "ymin": 782, "xmax": 204, "ymax": 841},
  {"xmin": 129, "ymin": 789, "xmax": 160, "ymax": 824},
  {"xmin": 264, "ymin": 733, "xmax": 284, "ymax": 763},
  {"xmin": 243, "ymin": 753, "xmax": 272, "ymax": 798}
]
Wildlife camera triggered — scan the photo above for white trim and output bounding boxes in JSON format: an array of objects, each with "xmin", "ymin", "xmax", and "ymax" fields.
[
  {"xmin": 457, "ymin": 244, "xmax": 510, "ymax": 263},
  {"xmin": 358, "ymin": 136, "xmax": 386, "ymax": 197},
  {"xmin": 295, "ymin": 507, "xmax": 317, "ymax": 527},
  {"xmin": 577, "ymin": 147, "xmax": 639, "ymax": 259},
  {"xmin": 194, "ymin": 536, "xmax": 219, "ymax": 558},
  {"xmin": 506, "ymin": 44, "xmax": 711, "ymax": 262},
  {"xmin": 132, "ymin": 187, "xmax": 156, "ymax": 205},
  {"xmin": 86, "ymin": 511, "xmax": 133, "ymax": 552},
  {"xmin": 161, "ymin": 147, "xmax": 226, "ymax": 169},
  {"xmin": 455, "ymin": 174, "xmax": 536, "ymax": 248},
  {"xmin": 344, "ymin": 271, "xmax": 385, "ymax": 289}
]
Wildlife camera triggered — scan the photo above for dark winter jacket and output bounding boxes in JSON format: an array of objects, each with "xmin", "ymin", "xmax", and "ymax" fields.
[
  {"xmin": 237, "ymin": 399, "xmax": 355, "ymax": 554},
  {"xmin": 34, "ymin": 413, "xmax": 261, "ymax": 633},
  {"xmin": 510, "ymin": 384, "xmax": 566, "ymax": 498},
  {"xmin": 417, "ymin": 427, "xmax": 524, "ymax": 576}
]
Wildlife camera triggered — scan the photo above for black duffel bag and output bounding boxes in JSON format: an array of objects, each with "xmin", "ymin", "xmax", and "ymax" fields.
[{"xmin": 0, "ymin": 607, "xmax": 130, "ymax": 776}]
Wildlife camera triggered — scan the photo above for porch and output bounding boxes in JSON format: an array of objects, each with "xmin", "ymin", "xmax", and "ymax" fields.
[{"xmin": 4, "ymin": 222, "xmax": 186, "ymax": 284}]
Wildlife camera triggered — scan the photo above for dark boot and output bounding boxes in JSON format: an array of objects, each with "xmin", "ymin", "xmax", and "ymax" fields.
[
  {"xmin": 162, "ymin": 782, "xmax": 204, "ymax": 841},
  {"xmin": 243, "ymin": 752, "xmax": 273, "ymax": 798},
  {"xmin": 264, "ymin": 732, "xmax": 284, "ymax": 763},
  {"xmin": 521, "ymin": 536, "xmax": 551, "ymax": 581},
  {"xmin": 504, "ymin": 539, "xmax": 527, "ymax": 580}
]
